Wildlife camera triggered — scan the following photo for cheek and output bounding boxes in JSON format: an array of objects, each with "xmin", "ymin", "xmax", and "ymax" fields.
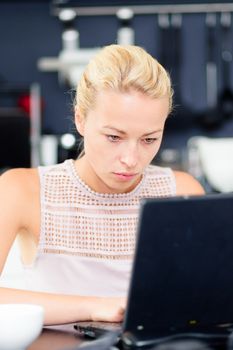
[
  {"xmin": 143, "ymin": 142, "xmax": 162, "ymax": 163},
  {"xmin": 84, "ymin": 132, "xmax": 111, "ymax": 160},
  {"xmin": 155, "ymin": 140, "xmax": 163, "ymax": 153}
]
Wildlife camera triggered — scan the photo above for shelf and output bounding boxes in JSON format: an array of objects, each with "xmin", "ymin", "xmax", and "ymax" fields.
[{"xmin": 52, "ymin": 2, "xmax": 233, "ymax": 16}]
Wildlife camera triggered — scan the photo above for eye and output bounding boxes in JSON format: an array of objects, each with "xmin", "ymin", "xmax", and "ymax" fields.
[
  {"xmin": 143, "ymin": 137, "xmax": 158, "ymax": 145},
  {"xmin": 107, "ymin": 135, "xmax": 121, "ymax": 142}
]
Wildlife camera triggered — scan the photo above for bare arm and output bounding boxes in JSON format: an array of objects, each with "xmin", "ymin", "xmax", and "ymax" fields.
[
  {"xmin": 0, "ymin": 287, "xmax": 125, "ymax": 325},
  {"xmin": 0, "ymin": 169, "xmax": 125, "ymax": 325},
  {"xmin": 174, "ymin": 171, "xmax": 205, "ymax": 196}
]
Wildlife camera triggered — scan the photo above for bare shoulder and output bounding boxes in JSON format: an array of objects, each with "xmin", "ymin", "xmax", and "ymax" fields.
[
  {"xmin": 0, "ymin": 167, "xmax": 39, "ymax": 196},
  {"xmin": 0, "ymin": 168, "xmax": 40, "ymax": 226},
  {"xmin": 0, "ymin": 168, "xmax": 40, "ymax": 272},
  {"xmin": 173, "ymin": 170, "xmax": 205, "ymax": 196}
]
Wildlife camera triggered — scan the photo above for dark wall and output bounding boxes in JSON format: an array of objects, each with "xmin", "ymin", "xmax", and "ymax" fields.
[
  {"xmin": 1, "ymin": 2, "xmax": 233, "ymax": 149},
  {"xmin": 0, "ymin": 3, "xmax": 71, "ymax": 134}
]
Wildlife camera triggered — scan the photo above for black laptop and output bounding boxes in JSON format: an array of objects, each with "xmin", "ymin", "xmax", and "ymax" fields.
[{"xmin": 74, "ymin": 193, "xmax": 233, "ymax": 348}]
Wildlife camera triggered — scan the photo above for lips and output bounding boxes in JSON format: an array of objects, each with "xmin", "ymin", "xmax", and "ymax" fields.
[
  {"xmin": 114, "ymin": 172, "xmax": 137, "ymax": 176},
  {"xmin": 113, "ymin": 172, "xmax": 138, "ymax": 181},
  {"xmin": 115, "ymin": 172, "xmax": 136, "ymax": 176}
]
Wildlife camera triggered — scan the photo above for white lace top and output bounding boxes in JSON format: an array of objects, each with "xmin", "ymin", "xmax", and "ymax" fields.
[{"xmin": 3, "ymin": 160, "xmax": 176, "ymax": 296}]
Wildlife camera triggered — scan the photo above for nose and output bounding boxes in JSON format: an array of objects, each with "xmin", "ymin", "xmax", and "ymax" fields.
[{"xmin": 119, "ymin": 142, "xmax": 138, "ymax": 169}]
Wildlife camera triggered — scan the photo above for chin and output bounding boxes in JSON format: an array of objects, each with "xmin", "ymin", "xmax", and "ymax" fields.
[
  {"xmin": 109, "ymin": 182, "xmax": 135, "ymax": 194},
  {"xmin": 99, "ymin": 174, "xmax": 137, "ymax": 194}
]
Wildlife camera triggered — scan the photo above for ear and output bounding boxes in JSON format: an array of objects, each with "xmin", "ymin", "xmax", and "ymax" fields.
[{"xmin": 75, "ymin": 107, "xmax": 85, "ymax": 136}]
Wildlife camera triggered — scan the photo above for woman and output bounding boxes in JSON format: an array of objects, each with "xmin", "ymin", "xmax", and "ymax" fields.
[{"xmin": 0, "ymin": 44, "xmax": 204, "ymax": 325}]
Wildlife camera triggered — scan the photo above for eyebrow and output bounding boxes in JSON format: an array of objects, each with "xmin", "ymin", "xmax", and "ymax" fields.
[{"xmin": 102, "ymin": 126, "xmax": 163, "ymax": 136}]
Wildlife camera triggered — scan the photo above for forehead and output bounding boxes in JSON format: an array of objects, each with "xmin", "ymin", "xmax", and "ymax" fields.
[{"xmin": 87, "ymin": 90, "xmax": 169, "ymax": 129}]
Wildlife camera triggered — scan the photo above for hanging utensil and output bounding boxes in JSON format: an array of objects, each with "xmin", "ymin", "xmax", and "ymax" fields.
[
  {"xmin": 116, "ymin": 7, "xmax": 135, "ymax": 45},
  {"xmin": 158, "ymin": 13, "xmax": 171, "ymax": 71},
  {"xmin": 201, "ymin": 13, "xmax": 220, "ymax": 128},
  {"xmin": 219, "ymin": 12, "xmax": 233, "ymax": 120},
  {"xmin": 161, "ymin": 13, "xmax": 195, "ymax": 130},
  {"xmin": 170, "ymin": 13, "xmax": 183, "ymax": 106}
]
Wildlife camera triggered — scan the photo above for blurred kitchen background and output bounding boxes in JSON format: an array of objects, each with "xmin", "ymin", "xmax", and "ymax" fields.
[{"xmin": 1, "ymin": 0, "xmax": 233, "ymax": 193}]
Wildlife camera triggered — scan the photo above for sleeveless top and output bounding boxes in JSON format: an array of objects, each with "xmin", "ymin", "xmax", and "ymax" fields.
[{"xmin": 3, "ymin": 159, "xmax": 176, "ymax": 296}]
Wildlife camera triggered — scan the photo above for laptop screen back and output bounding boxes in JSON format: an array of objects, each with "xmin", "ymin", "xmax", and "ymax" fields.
[{"xmin": 123, "ymin": 194, "xmax": 233, "ymax": 344}]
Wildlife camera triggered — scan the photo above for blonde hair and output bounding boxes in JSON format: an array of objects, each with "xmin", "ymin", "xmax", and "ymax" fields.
[{"xmin": 75, "ymin": 44, "xmax": 173, "ymax": 120}]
